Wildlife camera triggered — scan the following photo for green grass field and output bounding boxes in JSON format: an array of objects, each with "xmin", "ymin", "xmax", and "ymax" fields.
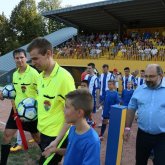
[{"xmin": 0, "ymin": 131, "xmax": 41, "ymax": 165}]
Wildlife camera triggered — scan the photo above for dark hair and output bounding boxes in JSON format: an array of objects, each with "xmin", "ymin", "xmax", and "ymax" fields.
[
  {"xmin": 156, "ymin": 65, "xmax": 163, "ymax": 75},
  {"xmin": 65, "ymin": 89, "xmax": 93, "ymax": 118},
  {"xmin": 88, "ymin": 63, "xmax": 95, "ymax": 69},
  {"xmin": 102, "ymin": 64, "xmax": 109, "ymax": 68},
  {"xmin": 124, "ymin": 67, "xmax": 130, "ymax": 71},
  {"xmin": 27, "ymin": 37, "xmax": 53, "ymax": 55},
  {"xmin": 108, "ymin": 79, "xmax": 116, "ymax": 85},
  {"xmin": 140, "ymin": 70, "xmax": 145, "ymax": 72},
  {"xmin": 81, "ymin": 80, "xmax": 89, "ymax": 87},
  {"xmin": 13, "ymin": 49, "xmax": 26, "ymax": 58}
]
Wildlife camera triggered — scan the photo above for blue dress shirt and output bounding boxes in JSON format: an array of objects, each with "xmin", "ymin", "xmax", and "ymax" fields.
[{"xmin": 128, "ymin": 80, "xmax": 165, "ymax": 134}]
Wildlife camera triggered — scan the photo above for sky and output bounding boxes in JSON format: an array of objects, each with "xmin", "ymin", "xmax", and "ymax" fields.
[{"xmin": 0, "ymin": 0, "xmax": 105, "ymax": 18}]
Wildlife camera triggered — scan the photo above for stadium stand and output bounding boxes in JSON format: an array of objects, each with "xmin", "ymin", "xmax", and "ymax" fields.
[{"xmin": 0, "ymin": 27, "xmax": 77, "ymax": 85}]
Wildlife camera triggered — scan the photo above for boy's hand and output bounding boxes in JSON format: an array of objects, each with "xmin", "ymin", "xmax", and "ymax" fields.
[{"xmin": 42, "ymin": 145, "xmax": 57, "ymax": 158}]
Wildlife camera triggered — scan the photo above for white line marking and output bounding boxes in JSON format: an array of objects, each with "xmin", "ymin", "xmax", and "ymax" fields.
[{"xmin": 0, "ymin": 121, "xmax": 6, "ymax": 125}]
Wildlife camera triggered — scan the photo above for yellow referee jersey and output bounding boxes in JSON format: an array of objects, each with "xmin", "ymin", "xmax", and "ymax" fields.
[
  {"xmin": 37, "ymin": 63, "xmax": 75, "ymax": 136},
  {"xmin": 13, "ymin": 64, "xmax": 39, "ymax": 108}
]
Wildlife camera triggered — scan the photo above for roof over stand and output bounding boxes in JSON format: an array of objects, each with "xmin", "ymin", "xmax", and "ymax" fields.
[{"xmin": 43, "ymin": 0, "xmax": 165, "ymax": 33}]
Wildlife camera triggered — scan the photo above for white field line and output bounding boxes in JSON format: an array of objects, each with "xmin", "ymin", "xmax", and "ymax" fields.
[{"xmin": 0, "ymin": 121, "xmax": 6, "ymax": 125}]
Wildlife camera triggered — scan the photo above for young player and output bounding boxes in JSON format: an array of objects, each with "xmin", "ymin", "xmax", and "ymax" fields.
[
  {"xmin": 84, "ymin": 63, "xmax": 100, "ymax": 113},
  {"xmin": 99, "ymin": 80, "xmax": 120, "ymax": 140},
  {"xmin": 121, "ymin": 81, "xmax": 134, "ymax": 106},
  {"xmin": 80, "ymin": 80, "xmax": 89, "ymax": 89},
  {"xmin": 80, "ymin": 80, "xmax": 96, "ymax": 128},
  {"xmin": 42, "ymin": 89, "xmax": 100, "ymax": 165}
]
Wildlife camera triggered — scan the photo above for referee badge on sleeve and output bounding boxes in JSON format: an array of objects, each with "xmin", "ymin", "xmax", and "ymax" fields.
[{"xmin": 44, "ymin": 100, "xmax": 51, "ymax": 111}]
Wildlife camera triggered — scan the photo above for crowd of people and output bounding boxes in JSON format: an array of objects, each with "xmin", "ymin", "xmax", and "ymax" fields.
[
  {"xmin": 55, "ymin": 31, "xmax": 165, "ymax": 61},
  {"xmin": 0, "ymin": 37, "xmax": 165, "ymax": 165}
]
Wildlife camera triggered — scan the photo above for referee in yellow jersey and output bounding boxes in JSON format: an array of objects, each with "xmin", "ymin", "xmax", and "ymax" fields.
[
  {"xmin": 27, "ymin": 37, "xmax": 75, "ymax": 165},
  {"xmin": 0, "ymin": 49, "xmax": 40, "ymax": 165}
]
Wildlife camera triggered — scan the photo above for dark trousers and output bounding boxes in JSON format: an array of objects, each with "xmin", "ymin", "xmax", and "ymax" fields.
[
  {"xmin": 39, "ymin": 133, "xmax": 68, "ymax": 165},
  {"xmin": 136, "ymin": 128, "xmax": 165, "ymax": 165}
]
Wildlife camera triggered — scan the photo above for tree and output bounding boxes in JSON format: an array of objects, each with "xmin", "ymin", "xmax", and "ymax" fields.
[
  {"xmin": 0, "ymin": 13, "xmax": 18, "ymax": 55},
  {"xmin": 37, "ymin": 0, "xmax": 65, "ymax": 34},
  {"xmin": 10, "ymin": 0, "xmax": 46, "ymax": 46}
]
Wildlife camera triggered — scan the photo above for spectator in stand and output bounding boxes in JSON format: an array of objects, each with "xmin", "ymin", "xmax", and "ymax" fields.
[
  {"xmin": 138, "ymin": 47, "xmax": 145, "ymax": 61},
  {"xmin": 151, "ymin": 46, "xmax": 158, "ymax": 61},
  {"xmin": 89, "ymin": 46, "xmax": 97, "ymax": 58},
  {"xmin": 144, "ymin": 46, "xmax": 151, "ymax": 61},
  {"xmin": 121, "ymin": 46, "xmax": 127, "ymax": 58}
]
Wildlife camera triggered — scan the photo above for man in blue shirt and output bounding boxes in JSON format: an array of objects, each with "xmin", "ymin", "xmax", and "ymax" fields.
[{"xmin": 124, "ymin": 64, "xmax": 165, "ymax": 165}]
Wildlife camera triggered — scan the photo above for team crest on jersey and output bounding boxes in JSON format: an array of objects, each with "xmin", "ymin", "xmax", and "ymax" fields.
[
  {"xmin": 44, "ymin": 100, "xmax": 51, "ymax": 111},
  {"xmin": 21, "ymin": 85, "xmax": 26, "ymax": 93}
]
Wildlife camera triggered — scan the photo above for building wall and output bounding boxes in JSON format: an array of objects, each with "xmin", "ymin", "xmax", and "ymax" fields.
[{"xmin": 55, "ymin": 59, "xmax": 165, "ymax": 73}]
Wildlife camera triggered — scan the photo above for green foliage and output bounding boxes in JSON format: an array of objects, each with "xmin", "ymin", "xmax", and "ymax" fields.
[
  {"xmin": 1, "ymin": 0, "xmax": 66, "ymax": 55},
  {"xmin": 0, "ymin": 13, "xmax": 17, "ymax": 55},
  {"xmin": 10, "ymin": 0, "xmax": 46, "ymax": 46},
  {"xmin": 38, "ymin": 0, "xmax": 65, "ymax": 34}
]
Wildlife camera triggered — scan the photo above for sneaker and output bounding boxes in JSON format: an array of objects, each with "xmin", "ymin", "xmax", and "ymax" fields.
[
  {"xmin": 28, "ymin": 139, "xmax": 35, "ymax": 143},
  {"xmin": 10, "ymin": 143, "xmax": 22, "ymax": 152}
]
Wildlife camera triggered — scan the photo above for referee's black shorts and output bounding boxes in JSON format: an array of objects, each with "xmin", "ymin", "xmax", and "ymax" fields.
[{"xmin": 5, "ymin": 108, "xmax": 38, "ymax": 133}]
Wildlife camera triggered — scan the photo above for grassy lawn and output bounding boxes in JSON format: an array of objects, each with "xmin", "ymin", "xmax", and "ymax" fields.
[{"xmin": 0, "ymin": 131, "xmax": 41, "ymax": 165}]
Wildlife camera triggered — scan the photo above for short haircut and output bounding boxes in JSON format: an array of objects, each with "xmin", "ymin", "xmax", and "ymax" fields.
[
  {"xmin": 13, "ymin": 49, "xmax": 26, "ymax": 58},
  {"xmin": 65, "ymin": 89, "xmax": 93, "ymax": 118},
  {"xmin": 108, "ymin": 79, "xmax": 116, "ymax": 85},
  {"xmin": 156, "ymin": 65, "xmax": 163, "ymax": 75},
  {"xmin": 124, "ymin": 67, "xmax": 130, "ymax": 71},
  {"xmin": 127, "ymin": 81, "xmax": 133, "ymax": 84},
  {"xmin": 140, "ymin": 70, "xmax": 145, "ymax": 72},
  {"xmin": 81, "ymin": 80, "xmax": 89, "ymax": 87},
  {"xmin": 102, "ymin": 64, "xmax": 109, "ymax": 68},
  {"xmin": 87, "ymin": 63, "xmax": 95, "ymax": 69},
  {"xmin": 27, "ymin": 37, "xmax": 53, "ymax": 55}
]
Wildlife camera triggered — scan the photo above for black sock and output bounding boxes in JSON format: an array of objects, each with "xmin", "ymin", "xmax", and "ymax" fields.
[
  {"xmin": 1, "ymin": 144, "xmax": 11, "ymax": 165},
  {"xmin": 100, "ymin": 124, "xmax": 107, "ymax": 136}
]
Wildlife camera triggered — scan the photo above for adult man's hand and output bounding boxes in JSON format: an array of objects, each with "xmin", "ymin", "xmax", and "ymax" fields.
[{"xmin": 123, "ymin": 127, "xmax": 131, "ymax": 142}]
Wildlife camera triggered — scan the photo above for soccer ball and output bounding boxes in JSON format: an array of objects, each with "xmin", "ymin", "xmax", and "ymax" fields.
[
  {"xmin": 17, "ymin": 98, "xmax": 37, "ymax": 122},
  {"xmin": 2, "ymin": 84, "xmax": 16, "ymax": 99}
]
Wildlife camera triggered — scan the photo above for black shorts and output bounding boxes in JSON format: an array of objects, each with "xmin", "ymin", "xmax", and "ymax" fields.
[
  {"xmin": 5, "ymin": 108, "xmax": 38, "ymax": 133},
  {"xmin": 39, "ymin": 133, "xmax": 68, "ymax": 165}
]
